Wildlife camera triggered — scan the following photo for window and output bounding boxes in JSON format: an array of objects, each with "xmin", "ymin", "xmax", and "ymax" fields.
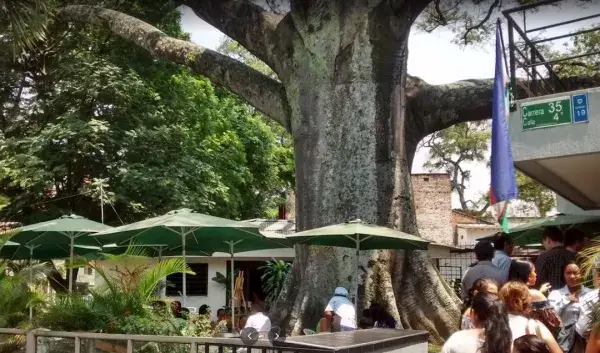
[
  {"xmin": 85, "ymin": 267, "xmax": 93, "ymax": 276},
  {"xmin": 166, "ymin": 263, "xmax": 208, "ymax": 296},
  {"xmin": 423, "ymin": 177, "xmax": 429, "ymax": 182}
]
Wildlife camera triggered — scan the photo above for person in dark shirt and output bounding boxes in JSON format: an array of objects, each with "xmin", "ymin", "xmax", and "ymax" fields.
[
  {"xmin": 564, "ymin": 228, "xmax": 585, "ymax": 254},
  {"xmin": 535, "ymin": 226, "xmax": 575, "ymax": 290}
]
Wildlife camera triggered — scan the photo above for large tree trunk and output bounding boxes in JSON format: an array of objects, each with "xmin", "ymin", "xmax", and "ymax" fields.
[{"xmin": 269, "ymin": 3, "xmax": 461, "ymax": 343}]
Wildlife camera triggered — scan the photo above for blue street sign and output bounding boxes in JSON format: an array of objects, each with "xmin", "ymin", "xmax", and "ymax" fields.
[{"xmin": 572, "ymin": 93, "xmax": 589, "ymax": 123}]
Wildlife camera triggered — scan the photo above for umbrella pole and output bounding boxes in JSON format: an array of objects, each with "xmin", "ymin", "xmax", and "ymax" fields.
[
  {"xmin": 182, "ymin": 233, "xmax": 187, "ymax": 307},
  {"xmin": 355, "ymin": 236, "xmax": 359, "ymax": 308},
  {"xmin": 229, "ymin": 241, "xmax": 235, "ymax": 333},
  {"xmin": 28, "ymin": 246, "xmax": 34, "ymax": 321},
  {"xmin": 158, "ymin": 246, "xmax": 165, "ymax": 298},
  {"xmin": 69, "ymin": 236, "xmax": 74, "ymax": 293}
]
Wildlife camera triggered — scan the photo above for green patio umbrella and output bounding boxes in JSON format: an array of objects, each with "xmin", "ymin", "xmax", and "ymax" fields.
[
  {"xmin": 6, "ymin": 214, "xmax": 112, "ymax": 292},
  {"xmin": 509, "ymin": 214, "xmax": 600, "ymax": 246},
  {"xmin": 285, "ymin": 219, "xmax": 430, "ymax": 306},
  {"xmin": 92, "ymin": 208, "xmax": 289, "ymax": 326},
  {"xmin": 0, "ymin": 241, "xmax": 100, "ymax": 319}
]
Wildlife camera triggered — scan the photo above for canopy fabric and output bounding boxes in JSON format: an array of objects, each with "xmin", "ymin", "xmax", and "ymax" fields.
[
  {"xmin": 92, "ymin": 208, "xmax": 267, "ymax": 250},
  {"xmin": 285, "ymin": 219, "xmax": 430, "ymax": 250},
  {"xmin": 284, "ymin": 219, "xmax": 429, "ymax": 307},
  {"xmin": 7, "ymin": 214, "xmax": 111, "ymax": 246},
  {"xmin": 0, "ymin": 243, "xmax": 100, "ymax": 260},
  {"xmin": 3, "ymin": 214, "xmax": 111, "ymax": 293},
  {"xmin": 509, "ymin": 214, "xmax": 600, "ymax": 246},
  {"xmin": 92, "ymin": 208, "xmax": 290, "ymax": 326}
]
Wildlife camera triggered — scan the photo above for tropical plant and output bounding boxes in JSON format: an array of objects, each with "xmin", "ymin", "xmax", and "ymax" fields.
[
  {"xmin": 0, "ymin": 264, "xmax": 43, "ymax": 328},
  {"xmin": 259, "ymin": 259, "xmax": 291, "ymax": 303},
  {"xmin": 1, "ymin": 0, "xmax": 52, "ymax": 56},
  {"xmin": 0, "ymin": 263, "xmax": 45, "ymax": 353},
  {"xmin": 41, "ymin": 247, "xmax": 194, "ymax": 334}
]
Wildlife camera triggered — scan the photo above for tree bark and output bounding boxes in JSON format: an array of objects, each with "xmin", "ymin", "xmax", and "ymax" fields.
[{"xmin": 269, "ymin": 2, "xmax": 460, "ymax": 343}]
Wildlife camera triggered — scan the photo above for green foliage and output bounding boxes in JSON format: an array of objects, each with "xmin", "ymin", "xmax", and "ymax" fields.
[
  {"xmin": 39, "ymin": 251, "xmax": 213, "ymax": 338},
  {"xmin": 515, "ymin": 171, "xmax": 555, "ymax": 217},
  {"xmin": 0, "ymin": 264, "xmax": 43, "ymax": 328},
  {"xmin": 422, "ymin": 121, "xmax": 490, "ymax": 210},
  {"xmin": 0, "ymin": 5, "xmax": 293, "ymax": 224},
  {"xmin": 1, "ymin": 0, "xmax": 52, "ymax": 56},
  {"xmin": 259, "ymin": 259, "xmax": 291, "ymax": 303},
  {"xmin": 422, "ymin": 121, "xmax": 555, "ymax": 216}
]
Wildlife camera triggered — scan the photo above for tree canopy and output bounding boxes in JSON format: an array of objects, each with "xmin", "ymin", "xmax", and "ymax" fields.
[{"xmin": 0, "ymin": 2, "xmax": 294, "ymax": 225}]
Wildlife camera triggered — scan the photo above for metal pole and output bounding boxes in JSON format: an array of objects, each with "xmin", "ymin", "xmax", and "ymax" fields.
[
  {"xmin": 100, "ymin": 183, "xmax": 104, "ymax": 224},
  {"xmin": 29, "ymin": 246, "xmax": 34, "ymax": 321},
  {"xmin": 355, "ymin": 236, "xmax": 359, "ymax": 308},
  {"xmin": 230, "ymin": 241, "xmax": 235, "ymax": 333},
  {"xmin": 69, "ymin": 236, "xmax": 74, "ymax": 293},
  {"xmin": 182, "ymin": 232, "xmax": 187, "ymax": 307},
  {"xmin": 507, "ymin": 18, "xmax": 518, "ymax": 103}
]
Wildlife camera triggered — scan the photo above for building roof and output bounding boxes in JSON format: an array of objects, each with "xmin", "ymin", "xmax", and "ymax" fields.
[{"xmin": 242, "ymin": 219, "xmax": 296, "ymax": 235}]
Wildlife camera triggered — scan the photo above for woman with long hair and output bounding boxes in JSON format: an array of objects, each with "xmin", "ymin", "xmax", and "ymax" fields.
[
  {"xmin": 513, "ymin": 335, "xmax": 551, "ymax": 353},
  {"xmin": 462, "ymin": 278, "xmax": 499, "ymax": 329},
  {"xmin": 441, "ymin": 292, "xmax": 512, "ymax": 353},
  {"xmin": 508, "ymin": 260, "xmax": 562, "ymax": 335},
  {"xmin": 498, "ymin": 281, "xmax": 562, "ymax": 353}
]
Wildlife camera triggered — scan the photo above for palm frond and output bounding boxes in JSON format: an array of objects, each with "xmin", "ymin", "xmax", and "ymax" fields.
[
  {"xmin": 1, "ymin": 0, "xmax": 53, "ymax": 56},
  {"xmin": 16, "ymin": 261, "xmax": 51, "ymax": 283},
  {"xmin": 579, "ymin": 238, "xmax": 600, "ymax": 280},
  {"xmin": 137, "ymin": 258, "xmax": 193, "ymax": 299}
]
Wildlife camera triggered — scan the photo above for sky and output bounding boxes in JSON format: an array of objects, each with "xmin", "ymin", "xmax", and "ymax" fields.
[{"xmin": 177, "ymin": 3, "xmax": 599, "ymax": 210}]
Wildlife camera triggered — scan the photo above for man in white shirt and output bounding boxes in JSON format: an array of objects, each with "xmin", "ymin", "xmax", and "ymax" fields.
[
  {"xmin": 321, "ymin": 287, "xmax": 356, "ymax": 332},
  {"xmin": 492, "ymin": 233, "xmax": 514, "ymax": 282},
  {"xmin": 244, "ymin": 301, "xmax": 271, "ymax": 338}
]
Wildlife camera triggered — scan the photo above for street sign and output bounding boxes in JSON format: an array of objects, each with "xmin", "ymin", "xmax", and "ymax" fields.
[
  {"xmin": 572, "ymin": 93, "xmax": 589, "ymax": 123},
  {"xmin": 522, "ymin": 96, "xmax": 572, "ymax": 130}
]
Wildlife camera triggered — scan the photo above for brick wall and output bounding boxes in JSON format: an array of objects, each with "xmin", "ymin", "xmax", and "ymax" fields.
[{"xmin": 411, "ymin": 173, "xmax": 454, "ymax": 245}]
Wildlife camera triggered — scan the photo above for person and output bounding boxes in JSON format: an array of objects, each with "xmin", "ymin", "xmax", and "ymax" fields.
[
  {"xmin": 564, "ymin": 228, "xmax": 586, "ymax": 254},
  {"xmin": 441, "ymin": 292, "xmax": 512, "ymax": 353},
  {"xmin": 358, "ymin": 309, "xmax": 373, "ymax": 329},
  {"xmin": 576, "ymin": 259, "xmax": 600, "ymax": 342},
  {"xmin": 513, "ymin": 335, "xmax": 551, "ymax": 353},
  {"xmin": 369, "ymin": 303, "xmax": 398, "ymax": 329},
  {"xmin": 244, "ymin": 301, "xmax": 271, "ymax": 338},
  {"xmin": 549, "ymin": 262, "xmax": 591, "ymax": 353},
  {"xmin": 492, "ymin": 233, "xmax": 515, "ymax": 281},
  {"xmin": 509, "ymin": 260, "xmax": 562, "ymax": 335},
  {"xmin": 535, "ymin": 226, "xmax": 575, "ymax": 290},
  {"xmin": 198, "ymin": 304, "xmax": 211, "ymax": 317},
  {"xmin": 585, "ymin": 325, "xmax": 600, "ymax": 353},
  {"xmin": 215, "ymin": 308, "xmax": 232, "ymax": 333},
  {"xmin": 321, "ymin": 287, "xmax": 356, "ymax": 332},
  {"xmin": 461, "ymin": 241, "xmax": 505, "ymax": 301},
  {"xmin": 462, "ymin": 278, "xmax": 499, "ymax": 329},
  {"xmin": 498, "ymin": 281, "xmax": 562, "ymax": 353},
  {"xmin": 172, "ymin": 300, "xmax": 184, "ymax": 318}
]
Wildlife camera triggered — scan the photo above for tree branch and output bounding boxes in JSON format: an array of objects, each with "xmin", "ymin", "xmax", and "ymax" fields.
[
  {"xmin": 461, "ymin": 0, "xmax": 499, "ymax": 45},
  {"xmin": 57, "ymin": 5, "xmax": 292, "ymax": 131},
  {"xmin": 411, "ymin": 74, "xmax": 600, "ymax": 138},
  {"xmin": 182, "ymin": 0, "xmax": 287, "ymax": 73}
]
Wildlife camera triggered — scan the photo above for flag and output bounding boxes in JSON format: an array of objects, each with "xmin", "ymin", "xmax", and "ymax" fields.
[{"xmin": 490, "ymin": 21, "xmax": 518, "ymax": 233}]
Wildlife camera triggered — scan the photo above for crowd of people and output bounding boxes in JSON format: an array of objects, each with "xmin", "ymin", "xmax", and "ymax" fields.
[{"xmin": 443, "ymin": 227, "xmax": 598, "ymax": 353}]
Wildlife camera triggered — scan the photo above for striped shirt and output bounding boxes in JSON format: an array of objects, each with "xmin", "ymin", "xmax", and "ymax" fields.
[
  {"xmin": 534, "ymin": 246, "xmax": 575, "ymax": 289},
  {"xmin": 576, "ymin": 288, "xmax": 599, "ymax": 339}
]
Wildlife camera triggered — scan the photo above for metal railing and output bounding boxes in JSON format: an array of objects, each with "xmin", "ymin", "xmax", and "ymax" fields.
[
  {"xmin": 503, "ymin": 0, "xmax": 600, "ymax": 101},
  {"xmin": 0, "ymin": 328, "xmax": 330, "ymax": 353}
]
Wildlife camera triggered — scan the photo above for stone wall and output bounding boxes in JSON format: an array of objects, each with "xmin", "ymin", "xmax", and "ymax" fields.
[{"xmin": 411, "ymin": 173, "xmax": 453, "ymax": 245}]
